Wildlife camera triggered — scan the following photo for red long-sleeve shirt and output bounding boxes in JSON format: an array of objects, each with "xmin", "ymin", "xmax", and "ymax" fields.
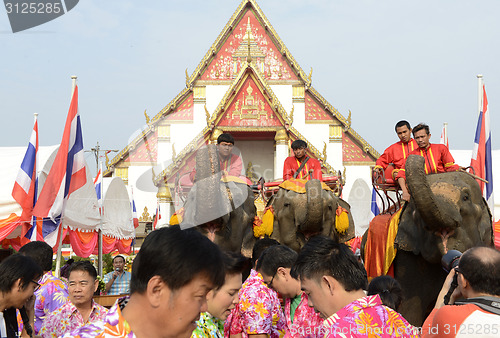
[
  {"xmin": 375, "ymin": 139, "xmax": 418, "ymax": 170},
  {"xmin": 396, "ymin": 143, "xmax": 459, "ymax": 180},
  {"xmin": 283, "ymin": 156, "xmax": 322, "ymax": 181}
]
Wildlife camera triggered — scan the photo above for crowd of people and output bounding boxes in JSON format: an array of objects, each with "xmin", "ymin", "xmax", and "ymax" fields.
[{"xmin": 1, "ymin": 126, "xmax": 499, "ymax": 338}]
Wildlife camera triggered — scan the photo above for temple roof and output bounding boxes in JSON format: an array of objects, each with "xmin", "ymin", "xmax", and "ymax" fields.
[{"xmin": 104, "ymin": 0, "xmax": 379, "ymax": 177}]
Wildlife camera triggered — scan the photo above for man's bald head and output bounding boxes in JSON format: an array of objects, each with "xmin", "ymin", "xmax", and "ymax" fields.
[{"xmin": 459, "ymin": 246, "xmax": 500, "ymax": 296}]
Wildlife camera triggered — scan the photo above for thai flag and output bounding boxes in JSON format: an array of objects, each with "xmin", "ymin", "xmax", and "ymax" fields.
[
  {"xmin": 153, "ymin": 203, "xmax": 161, "ymax": 230},
  {"xmin": 94, "ymin": 165, "xmax": 102, "ymax": 214},
  {"xmin": 470, "ymin": 83, "xmax": 494, "ymax": 220},
  {"xmin": 12, "ymin": 115, "xmax": 41, "ymax": 241},
  {"xmin": 370, "ymin": 188, "xmax": 381, "ymax": 219},
  {"xmin": 131, "ymin": 187, "xmax": 139, "ymax": 228},
  {"xmin": 33, "ymin": 86, "xmax": 86, "ymax": 240}
]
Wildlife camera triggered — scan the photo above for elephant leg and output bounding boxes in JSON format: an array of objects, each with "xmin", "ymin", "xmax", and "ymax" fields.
[{"xmin": 394, "ymin": 250, "xmax": 446, "ymax": 327}]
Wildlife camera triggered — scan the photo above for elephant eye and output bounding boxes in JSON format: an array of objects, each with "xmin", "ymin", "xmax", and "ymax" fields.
[
  {"xmin": 463, "ymin": 194, "xmax": 469, "ymax": 201},
  {"xmin": 284, "ymin": 202, "xmax": 290, "ymax": 207}
]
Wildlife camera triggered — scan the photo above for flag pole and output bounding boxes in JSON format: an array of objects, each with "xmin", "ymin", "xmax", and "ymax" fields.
[
  {"xmin": 54, "ymin": 75, "xmax": 78, "ymax": 278},
  {"xmin": 477, "ymin": 74, "xmax": 483, "ymax": 115},
  {"xmin": 98, "ymin": 161, "xmax": 103, "ymax": 277}
]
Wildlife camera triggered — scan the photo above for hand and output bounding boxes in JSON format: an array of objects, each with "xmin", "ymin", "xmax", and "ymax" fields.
[
  {"xmin": 434, "ymin": 269, "xmax": 461, "ymax": 309},
  {"xmin": 112, "ymin": 271, "xmax": 119, "ymax": 279},
  {"xmin": 401, "ymin": 191, "xmax": 411, "ymax": 202}
]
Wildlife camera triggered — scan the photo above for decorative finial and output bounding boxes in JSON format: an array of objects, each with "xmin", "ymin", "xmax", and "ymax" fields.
[
  {"xmin": 185, "ymin": 68, "xmax": 190, "ymax": 87},
  {"xmin": 347, "ymin": 110, "xmax": 352, "ymax": 128},
  {"xmin": 322, "ymin": 142, "xmax": 327, "ymax": 161},
  {"xmin": 105, "ymin": 151, "xmax": 110, "ymax": 167},
  {"xmin": 308, "ymin": 67, "xmax": 313, "ymax": 84},
  {"xmin": 144, "ymin": 109, "xmax": 150, "ymax": 124},
  {"xmin": 204, "ymin": 104, "xmax": 211, "ymax": 125},
  {"xmin": 172, "ymin": 143, "xmax": 176, "ymax": 161},
  {"xmin": 289, "ymin": 105, "xmax": 294, "ymax": 124}
]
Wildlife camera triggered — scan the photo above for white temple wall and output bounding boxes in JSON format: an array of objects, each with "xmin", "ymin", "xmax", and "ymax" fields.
[
  {"xmin": 270, "ymin": 85, "xmax": 293, "ymax": 113},
  {"xmin": 236, "ymin": 140, "xmax": 275, "ymax": 182},
  {"xmin": 206, "ymin": 85, "xmax": 230, "ymax": 114}
]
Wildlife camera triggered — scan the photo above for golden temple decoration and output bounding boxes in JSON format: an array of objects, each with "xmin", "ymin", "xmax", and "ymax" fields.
[
  {"xmin": 231, "ymin": 84, "xmax": 268, "ymax": 120},
  {"xmin": 105, "ymin": 151, "xmax": 110, "ymax": 167},
  {"xmin": 289, "ymin": 105, "xmax": 294, "ymax": 124},
  {"xmin": 157, "ymin": 125, "xmax": 170, "ymax": 141},
  {"xmin": 157, "ymin": 184, "xmax": 172, "ymax": 203},
  {"xmin": 204, "ymin": 104, "xmax": 211, "ymax": 125},
  {"xmin": 307, "ymin": 67, "xmax": 313, "ymax": 87},
  {"xmin": 342, "ymin": 167, "xmax": 347, "ymax": 186},
  {"xmin": 115, "ymin": 167, "xmax": 128, "ymax": 184},
  {"xmin": 329, "ymin": 123, "xmax": 342, "ymax": 142},
  {"xmin": 322, "ymin": 142, "xmax": 327, "ymax": 162},
  {"xmin": 140, "ymin": 206, "xmax": 152, "ymax": 222},
  {"xmin": 172, "ymin": 143, "xmax": 176, "ymax": 161},
  {"xmin": 210, "ymin": 128, "xmax": 223, "ymax": 144},
  {"xmin": 185, "ymin": 68, "xmax": 190, "ymax": 88},
  {"xmin": 246, "ymin": 162, "xmax": 259, "ymax": 184},
  {"xmin": 345, "ymin": 110, "xmax": 352, "ymax": 130},
  {"xmin": 144, "ymin": 109, "xmax": 150, "ymax": 124}
]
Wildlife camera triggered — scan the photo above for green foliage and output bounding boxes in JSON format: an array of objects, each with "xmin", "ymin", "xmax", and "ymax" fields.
[{"xmin": 103, "ymin": 253, "xmax": 114, "ymax": 274}]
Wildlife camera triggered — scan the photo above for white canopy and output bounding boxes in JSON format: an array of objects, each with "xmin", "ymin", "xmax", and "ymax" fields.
[{"xmin": 101, "ymin": 177, "xmax": 135, "ymax": 239}]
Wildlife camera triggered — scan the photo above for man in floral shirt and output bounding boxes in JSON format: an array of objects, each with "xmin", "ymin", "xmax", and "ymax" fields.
[
  {"xmin": 291, "ymin": 236, "xmax": 418, "ymax": 338},
  {"xmin": 63, "ymin": 225, "xmax": 225, "ymax": 338},
  {"xmin": 226, "ymin": 238, "xmax": 285, "ymax": 338},
  {"xmin": 40, "ymin": 261, "xmax": 108, "ymax": 337},
  {"xmin": 257, "ymin": 245, "xmax": 323, "ymax": 338},
  {"xmin": 19, "ymin": 241, "xmax": 69, "ymax": 335}
]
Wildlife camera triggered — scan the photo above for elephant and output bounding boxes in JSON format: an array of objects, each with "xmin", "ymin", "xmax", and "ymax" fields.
[
  {"xmin": 181, "ymin": 145, "xmax": 256, "ymax": 254},
  {"xmin": 269, "ymin": 179, "xmax": 355, "ymax": 251},
  {"xmin": 363, "ymin": 155, "xmax": 493, "ymax": 326}
]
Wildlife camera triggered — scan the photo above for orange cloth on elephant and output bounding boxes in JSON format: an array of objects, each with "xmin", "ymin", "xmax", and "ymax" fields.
[
  {"xmin": 279, "ymin": 178, "xmax": 331, "ymax": 193},
  {"xmin": 364, "ymin": 208, "xmax": 402, "ymax": 280},
  {"xmin": 283, "ymin": 156, "xmax": 322, "ymax": 181},
  {"xmin": 396, "ymin": 143, "xmax": 459, "ymax": 180},
  {"xmin": 189, "ymin": 153, "xmax": 243, "ymax": 182},
  {"xmin": 375, "ymin": 139, "xmax": 417, "ymax": 178}
]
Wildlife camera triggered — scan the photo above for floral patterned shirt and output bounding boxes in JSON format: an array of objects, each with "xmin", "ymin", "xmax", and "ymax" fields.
[
  {"xmin": 62, "ymin": 297, "xmax": 134, "ymax": 338},
  {"xmin": 284, "ymin": 293, "xmax": 323, "ymax": 338},
  {"xmin": 322, "ymin": 295, "xmax": 418, "ymax": 338},
  {"xmin": 18, "ymin": 271, "xmax": 69, "ymax": 335},
  {"xmin": 191, "ymin": 312, "xmax": 223, "ymax": 338},
  {"xmin": 226, "ymin": 269, "xmax": 285, "ymax": 338},
  {"xmin": 40, "ymin": 300, "xmax": 108, "ymax": 338}
]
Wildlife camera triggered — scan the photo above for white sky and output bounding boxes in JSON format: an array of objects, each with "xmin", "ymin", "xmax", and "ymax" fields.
[{"xmin": 1, "ymin": 0, "xmax": 499, "ymax": 171}]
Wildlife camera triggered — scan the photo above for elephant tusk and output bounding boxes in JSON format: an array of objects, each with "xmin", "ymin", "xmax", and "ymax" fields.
[{"xmin": 436, "ymin": 229, "xmax": 455, "ymax": 253}]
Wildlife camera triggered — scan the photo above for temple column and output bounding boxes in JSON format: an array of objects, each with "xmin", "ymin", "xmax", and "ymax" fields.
[
  {"xmin": 328, "ymin": 122, "xmax": 343, "ymax": 172},
  {"xmin": 157, "ymin": 182, "xmax": 174, "ymax": 228},
  {"xmin": 274, "ymin": 128, "xmax": 288, "ymax": 180}
]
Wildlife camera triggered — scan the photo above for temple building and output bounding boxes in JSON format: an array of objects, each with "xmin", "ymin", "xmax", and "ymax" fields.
[{"xmin": 104, "ymin": 0, "xmax": 380, "ymax": 236}]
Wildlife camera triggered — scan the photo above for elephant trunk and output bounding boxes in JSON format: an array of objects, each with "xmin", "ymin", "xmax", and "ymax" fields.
[
  {"xmin": 302, "ymin": 179, "xmax": 323, "ymax": 234},
  {"xmin": 406, "ymin": 155, "xmax": 459, "ymax": 232},
  {"xmin": 195, "ymin": 145, "xmax": 223, "ymax": 224}
]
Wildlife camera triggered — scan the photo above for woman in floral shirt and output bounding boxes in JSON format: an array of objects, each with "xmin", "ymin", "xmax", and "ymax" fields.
[{"xmin": 191, "ymin": 252, "xmax": 249, "ymax": 338}]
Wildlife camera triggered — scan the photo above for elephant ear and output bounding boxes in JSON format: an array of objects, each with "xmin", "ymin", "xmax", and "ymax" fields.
[
  {"xmin": 336, "ymin": 197, "xmax": 355, "ymax": 243},
  {"xmin": 478, "ymin": 197, "xmax": 494, "ymax": 246},
  {"xmin": 394, "ymin": 201, "xmax": 423, "ymax": 254}
]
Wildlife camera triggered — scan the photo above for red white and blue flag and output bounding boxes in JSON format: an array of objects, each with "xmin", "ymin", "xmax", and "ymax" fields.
[
  {"xmin": 440, "ymin": 123, "xmax": 449, "ymax": 149},
  {"xmin": 33, "ymin": 86, "xmax": 86, "ymax": 240},
  {"xmin": 470, "ymin": 83, "xmax": 494, "ymax": 220},
  {"xmin": 12, "ymin": 115, "xmax": 42, "ymax": 241},
  {"xmin": 94, "ymin": 164, "xmax": 103, "ymax": 214},
  {"xmin": 153, "ymin": 203, "xmax": 160, "ymax": 230},
  {"xmin": 131, "ymin": 188, "xmax": 139, "ymax": 228}
]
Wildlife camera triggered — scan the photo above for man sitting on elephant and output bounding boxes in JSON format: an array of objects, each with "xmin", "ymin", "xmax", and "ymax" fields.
[
  {"xmin": 283, "ymin": 140, "xmax": 322, "ymax": 181},
  {"xmin": 375, "ymin": 120, "xmax": 417, "ymax": 201},
  {"xmin": 395, "ymin": 123, "xmax": 460, "ymax": 197},
  {"xmin": 190, "ymin": 133, "xmax": 243, "ymax": 182}
]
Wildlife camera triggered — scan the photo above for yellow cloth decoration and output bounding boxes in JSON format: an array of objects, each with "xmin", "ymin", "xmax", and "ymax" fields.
[
  {"xmin": 279, "ymin": 179, "xmax": 331, "ymax": 194},
  {"xmin": 384, "ymin": 207, "xmax": 402, "ymax": 275},
  {"xmin": 335, "ymin": 206, "xmax": 350, "ymax": 234},
  {"xmin": 254, "ymin": 207, "xmax": 274, "ymax": 238},
  {"xmin": 169, "ymin": 207, "xmax": 184, "ymax": 225},
  {"xmin": 220, "ymin": 175, "xmax": 249, "ymax": 185}
]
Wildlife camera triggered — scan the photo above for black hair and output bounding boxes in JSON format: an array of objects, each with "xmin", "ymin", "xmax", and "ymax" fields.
[
  {"xmin": 251, "ymin": 237, "xmax": 280, "ymax": 269},
  {"xmin": 217, "ymin": 133, "xmax": 234, "ymax": 145},
  {"xmin": 0, "ymin": 254, "xmax": 43, "ymax": 292},
  {"xmin": 18, "ymin": 241, "xmax": 53, "ymax": 272},
  {"xmin": 459, "ymin": 246, "xmax": 500, "ymax": 296},
  {"xmin": 395, "ymin": 120, "xmax": 411, "ymax": 132},
  {"xmin": 66, "ymin": 258, "xmax": 75, "ymax": 265},
  {"xmin": 412, "ymin": 123, "xmax": 430, "ymax": 136},
  {"xmin": 68, "ymin": 260, "xmax": 98, "ymax": 280},
  {"xmin": 130, "ymin": 225, "xmax": 225, "ymax": 294},
  {"xmin": 113, "ymin": 255, "xmax": 125, "ymax": 264},
  {"xmin": 291, "ymin": 235, "xmax": 368, "ymax": 291},
  {"xmin": 222, "ymin": 251, "xmax": 249, "ymax": 276},
  {"xmin": 291, "ymin": 139, "xmax": 307, "ymax": 150},
  {"xmin": 367, "ymin": 275, "xmax": 403, "ymax": 311},
  {"xmin": 256, "ymin": 245, "xmax": 298, "ymax": 278}
]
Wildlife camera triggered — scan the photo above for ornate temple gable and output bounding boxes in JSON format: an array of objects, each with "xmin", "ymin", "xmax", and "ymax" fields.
[
  {"xmin": 217, "ymin": 73, "xmax": 284, "ymax": 128},
  {"xmin": 305, "ymin": 92, "xmax": 334, "ymax": 123},
  {"xmin": 125, "ymin": 133, "xmax": 158, "ymax": 164},
  {"xmin": 187, "ymin": 0, "xmax": 310, "ymax": 87},
  {"xmin": 306, "ymin": 86, "xmax": 380, "ymax": 160},
  {"xmin": 200, "ymin": 10, "xmax": 297, "ymax": 82},
  {"xmin": 342, "ymin": 133, "xmax": 375, "ymax": 164},
  {"xmin": 163, "ymin": 93, "xmax": 193, "ymax": 122}
]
